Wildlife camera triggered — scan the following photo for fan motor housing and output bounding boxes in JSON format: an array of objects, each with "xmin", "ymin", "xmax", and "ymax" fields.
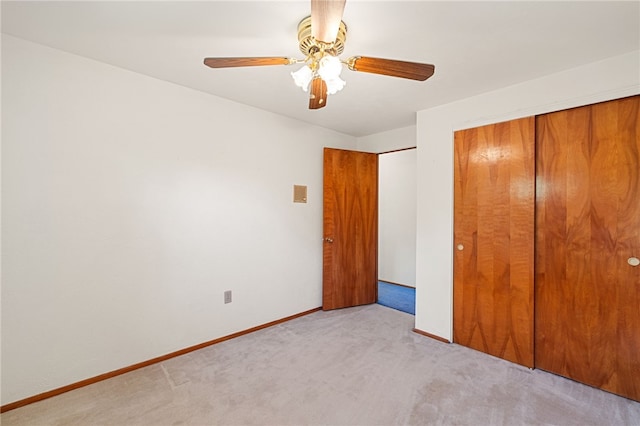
[{"xmin": 297, "ymin": 16, "xmax": 347, "ymax": 57}]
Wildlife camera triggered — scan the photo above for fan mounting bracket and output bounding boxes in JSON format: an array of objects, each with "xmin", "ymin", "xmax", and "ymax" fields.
[{"xmin": 297, "ymin": 15, "xmax": 347, "ymax": 57}]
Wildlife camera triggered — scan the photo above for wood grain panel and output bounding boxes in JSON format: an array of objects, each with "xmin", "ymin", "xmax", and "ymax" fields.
[
  {"xmin": 203, "ymin": 57, "xmax": 291, "ymax": 68},
  {"xmin": 309, "ymin": 78, "xmax": 327, "ymax": 110},
  {"xmin": 535, "ymin": 95, "xmax": 640, "ymax": 401},
  {"xmin": 311, "ymin": 0, "xmax": 346, "ymax": 43},
  {"xmin": 453, "ymin": 117, "xmax": 535, "ymax": 367},
  {"xmin": 323, "ymin": 148, "xmax": 378, "ymax": 310},
  {"xmin": 349, "ymin": 57, "xmax": 435, "ymax": 81}
]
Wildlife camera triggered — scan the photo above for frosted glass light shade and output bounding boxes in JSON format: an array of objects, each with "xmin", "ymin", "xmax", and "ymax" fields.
[
  {"xmin": 291, "ymin": 65, "xmax": 313, "ymax": 92},
  {"xmin": 292, "ymin": 56, "xmax": 346, "ymax": 95},
  {"xmin": 318, "ymin": 55, "xmax": 343, "ymax": 80},
  {"xmin": 325, "ymin": 77, "xmax": 346, "ymax": 95}
]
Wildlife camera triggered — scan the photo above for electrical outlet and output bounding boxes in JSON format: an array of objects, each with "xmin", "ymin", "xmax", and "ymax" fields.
[{"xmin": 224, "ymin": 290, "xmax": 232, "ymax": 304}]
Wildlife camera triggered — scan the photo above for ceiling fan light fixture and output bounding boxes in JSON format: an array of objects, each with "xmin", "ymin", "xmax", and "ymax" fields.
[
  {"xmin": 291, "ymin": 54, "xmax": 345, "ymax": 95},
  {"xmin": 292, "ymin": 14, "xmax": 348, "ymax": 97},
  {"xmin": 291, "ymin": 65, "xmax": 313, "ymax": 91},
  {"xmin": 318, "ymin": 55, "xmax": 345, "ymax": 94},
  {"xmin": 318, "ymin": 55, "xmax": 342, "ymax": 80},
  {"xmin": 324, "ymin": 76, "xmax": 346, "ymax": 95}
]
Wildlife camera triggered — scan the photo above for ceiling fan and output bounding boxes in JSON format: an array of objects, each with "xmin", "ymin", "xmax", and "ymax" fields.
[{"xmin": 203, "ymin": 0, "xmax": 435, "ymax": 110}]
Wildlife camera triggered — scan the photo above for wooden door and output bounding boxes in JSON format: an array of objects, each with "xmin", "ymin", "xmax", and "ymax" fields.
[
  {"xmin": 453, "ymin": 117, "xmax": 535, "ymax": 367},
  {"xmin": 535, "ymin": 96, "xmax": 640, "ymax": 401},
  {"xmin": 323, "ymin": 148, "xmax": 378, "ymax": 310}
]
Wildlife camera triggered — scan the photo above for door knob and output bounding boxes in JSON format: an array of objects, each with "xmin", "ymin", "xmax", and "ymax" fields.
[
  {"xmin": 628, "ymin": 257, "xmax": 640, "ymax": 267},
  {"xmin": 457, "ymin": 244, "xmax": 464, "ymax": 251},
  {"xmin": 325, "ymin": 238, "xmax": 334, "ymax": 243}
]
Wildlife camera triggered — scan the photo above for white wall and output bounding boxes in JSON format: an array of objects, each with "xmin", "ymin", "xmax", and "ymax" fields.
[
  {"xmin": 357, "ymin": 126, "xmax": 417, "ymax": 287},
  {"xmin": 415, "ymin": 50, "xmax": 640, "ymax": 341},
  {"xmin": 378, "ymin": 149, "xmax": 416, "ymax": 287},
  {"xmin": 1, "ymin": 35, "xmax": 356, "ymax": 405},
  {"xmin": 356, "ymin": 125, "xmax": 415, "ymax": 153}
]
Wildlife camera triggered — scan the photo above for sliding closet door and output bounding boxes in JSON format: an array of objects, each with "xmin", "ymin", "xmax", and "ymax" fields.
[
  {"xmin": 535, "ymin": 96, "xmax": 640, "ymax": 401},
  {"xmin": 453, "ymin": 117, "xmax": 535, "ymax": 367}
]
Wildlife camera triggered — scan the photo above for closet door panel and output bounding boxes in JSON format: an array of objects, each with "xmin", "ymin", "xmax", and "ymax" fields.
[
  {"xmin": 535, "ymin": 96, "xmax": 640, "ymax": 401},
  {"xmin": 453, "ymin": 117, "xmax": 535, "ymax": 368}
]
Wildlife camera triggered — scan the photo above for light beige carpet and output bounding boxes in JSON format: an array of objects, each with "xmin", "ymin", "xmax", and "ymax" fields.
[{"xmin": 2, "ymin": 304, "xmax": 639, "ymax": 425}]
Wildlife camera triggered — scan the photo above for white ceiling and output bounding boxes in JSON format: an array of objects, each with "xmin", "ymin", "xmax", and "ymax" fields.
[{"xmin": 2, "ymin": 1, "xmax": 639, "ymax": 136}]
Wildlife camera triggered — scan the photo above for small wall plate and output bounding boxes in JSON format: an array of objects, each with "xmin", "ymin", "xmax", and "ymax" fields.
[{"xmin": 293, "ymin": 185, "xmax": 307, "ymax": 203}]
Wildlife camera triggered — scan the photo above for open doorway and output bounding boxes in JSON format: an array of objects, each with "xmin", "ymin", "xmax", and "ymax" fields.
[{"xmin": 377, "ymin": 148, "xmax": 416, "ymax": 315}]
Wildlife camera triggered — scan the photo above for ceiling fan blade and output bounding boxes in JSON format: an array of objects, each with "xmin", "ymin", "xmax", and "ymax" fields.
[
  {"xmin": 311, "ymin": 0, "xmax": 346, "ymax": 43},
  {"xmin": 347, "ymin": 56, "xmax": 435, "ymax": 81},
  {"xmin": 309, "ymin": 78, "xmax": 328, "ymax": 110},
  {"xmin": 204, "ymin": 57, "xmax": 292, "ymax": 68}
]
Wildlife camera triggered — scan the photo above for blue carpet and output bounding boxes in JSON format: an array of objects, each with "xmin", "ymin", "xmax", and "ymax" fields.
[{"xmin": 377, "ymin": 281, "xmax": 415, "ymax": 315}]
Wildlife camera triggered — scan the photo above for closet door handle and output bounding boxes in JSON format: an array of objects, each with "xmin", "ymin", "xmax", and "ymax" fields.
[{"xmin": 628, "ymin": 257, "xmax": 640, "ymax": 267}]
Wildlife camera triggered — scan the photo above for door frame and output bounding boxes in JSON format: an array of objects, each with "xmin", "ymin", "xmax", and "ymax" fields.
[{"xmin": 322, "ymin": 146, "xmax": 417, "ymax": 310}]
